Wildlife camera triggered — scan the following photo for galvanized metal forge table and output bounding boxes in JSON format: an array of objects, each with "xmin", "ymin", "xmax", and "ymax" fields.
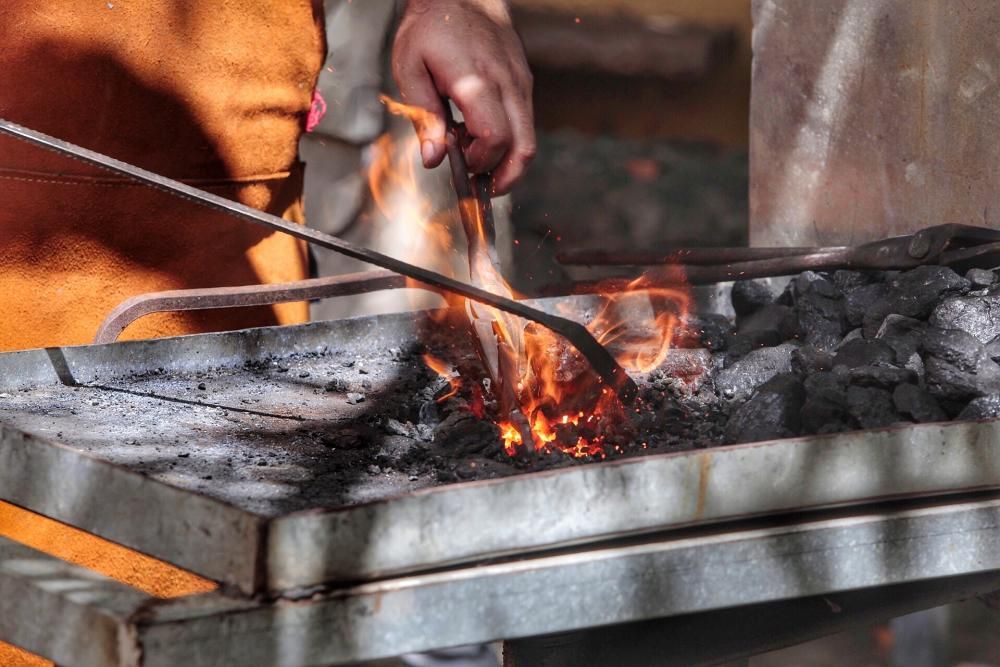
[{"xmin": 3, "ymin": 307, "xmax": 1000, "ymax": 666}]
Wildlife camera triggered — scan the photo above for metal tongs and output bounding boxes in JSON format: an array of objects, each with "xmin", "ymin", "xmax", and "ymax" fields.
[
  {"xmin": 557, "ymin": 224, "xmax": 1000, "ymax": 285},
  {"xmin": 442, "ymin": 105, "xmax": 534, "ymax": 445}
]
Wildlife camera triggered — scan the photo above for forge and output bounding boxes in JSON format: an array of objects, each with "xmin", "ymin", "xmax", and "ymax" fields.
[
  {"xmin": 3, "ymin": 258, "xmax": 1000, "ymax": 667},
  {"xmin": 5, "ymin": 263, "xmax": 1000, "ymax": 624}
]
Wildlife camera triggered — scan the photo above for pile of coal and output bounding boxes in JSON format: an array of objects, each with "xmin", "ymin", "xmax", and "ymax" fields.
[{"xmin": 711, "ymin": 266, "xmax": 1000, "ymax": 444}]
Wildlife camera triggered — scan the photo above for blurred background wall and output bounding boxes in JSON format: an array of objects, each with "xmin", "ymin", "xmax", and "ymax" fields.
[{"xmin": 517, "ymin": 0, "xmax": 752, "ymax": 146}]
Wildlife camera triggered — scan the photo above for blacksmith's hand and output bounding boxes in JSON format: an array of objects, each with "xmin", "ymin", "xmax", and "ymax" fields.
[{"xmin": 392, "ymin": 0, "xmax": 535, "ymax": 195}]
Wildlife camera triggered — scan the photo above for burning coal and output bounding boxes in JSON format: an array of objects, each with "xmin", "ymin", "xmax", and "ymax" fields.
[{"xmin": 372, "ymin": 97, "xmax": 694, "ymax": 459}]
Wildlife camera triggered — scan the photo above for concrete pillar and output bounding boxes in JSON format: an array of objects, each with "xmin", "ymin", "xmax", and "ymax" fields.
[{"xmin": 750, "ymin": 0, "xmax": 1000, "ymax": 247}]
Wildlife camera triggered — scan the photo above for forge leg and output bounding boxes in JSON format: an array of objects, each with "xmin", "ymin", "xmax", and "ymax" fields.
[{"xmin": 889, "ymin": 607, "xmax": 950, "ymax": 667}]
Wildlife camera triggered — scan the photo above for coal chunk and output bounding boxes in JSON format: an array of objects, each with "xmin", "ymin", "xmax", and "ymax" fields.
[
  {"xmin": 838, "ymin": 328, "xmax": 864, "ymax": 347},
  {"xmin": 833, "ymin": 338, "xmax": 896, "ymax": 369},
  {"xmin": 728, "ymin": 304, "xmax": 798, "ymax": 357},
  {"xmin": 792, "ymin": 272, "xmax": 848, "ymax": 351},
  {"xmin": 675, "ymin": 314, "xmax": 733, "ymax": 351},
  {"xmin": 924, "ymin": 356, "xmax": 1000, "ymax": 401},
  {"xmin": 845, "ymin": 385, "xmax": 902, "ymax": 429},
  {"xmin": 893, "ymin": 384, "xmax": 947, "ymax": 423},
  {"xmin": 958, "ymin": 395, "xmax": 1000, "ymax": 421},
  {"xmin": 848, "ymin": 365, "xmax": 918, "ymax": 390},
  {"xmin": 801, "ymin": 368, "xmax": 852, "ymax": 434},
  {"xmin": 832, "ymin": 270, "xmax": 881, "ymax": 294},
  {"xmin": 731, "ymin": 279, "xmax": 776, "ymax": 318},
  {"xmin": 923, "ymin": 334, "xmax": 1000, "ymax": 401},
  {"xmin": 845, "ymin": 283, "xmax": 890, "ymax": 328},
  {"xmin": 930, "ymin": 295, "xmax": 1000, "ymax": 343},
  {"xmin": 433, "ymin": 411, "xmax": 498, "ymax": 455},
  {"xmin": 967, "ymin": 269, "xmax": 996, "ymax": 288},
  {"xmin": 987, "ymin": 336, "xmax": 1000, "ymax": 362},
  {"xmin": 921, "ymin": 327, "xmax": 987, "ymax": 371},
  {"xmin": 724, "ymin": 373, "xmax": 805, "ymax": 444},
  {"xmin": 791, "ymin": 346, "xmax": 833, "ymax": 375},
  {"xmin": 715, "ymin": 342, "xmax": 798, "ymax": 400},
  {"xmin": 875, "ymin": 315, "xmax": 926, "ymax": 364},
  {"xmin": 658, "ymin": 349, "xmax": 714, "ymax": 392},
  {"xmin": 863, "ymin": 266, "xmax": 969, "ymax": 337}
]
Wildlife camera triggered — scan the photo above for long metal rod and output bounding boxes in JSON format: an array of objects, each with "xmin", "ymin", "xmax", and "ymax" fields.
[
  {"xmin": 0, "ymin": 118, "xmax": 636, "ymax": 402},
  {"xmin": 558, "ymin": 246, "xmax": 845, "ymax": 266},
  {"xmin": 93, "ymin": 270, "xmax": 409, "ymax": 345},
  {"xmin": 443, "ymin": 108, "xmax": 534, "ymax": 448}
]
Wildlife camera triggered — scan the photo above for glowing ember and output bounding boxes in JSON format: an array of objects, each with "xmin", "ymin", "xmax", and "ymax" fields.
[
  {"xmin": 422, "ymin": 354, "xmax": 460, "ymax": 403},
  {"xmin": 380, "ymin": 97, "xmax": 693, "ymax": 459}
]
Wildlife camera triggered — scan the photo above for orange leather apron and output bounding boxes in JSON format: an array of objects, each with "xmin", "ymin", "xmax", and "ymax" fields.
[
  {"xmin": 0, "ymin": 0, "xmax": 325, "ymax": 349},
  {"xmin": 0, "ymin": 3, "xmax": 324, "ymax": 663}
]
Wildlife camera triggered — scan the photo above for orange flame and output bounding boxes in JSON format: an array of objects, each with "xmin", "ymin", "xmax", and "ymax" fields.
[
  {"xmin": 590, "ymin": 272, "xmax": 691, "ymax": 374},
  {"xmin": 423, "ymin": 354, "xmax": 461, "ymax": 403},
  {"xmin": 373, "ymin": 97, "xmax": 693, "ymax": 459}
]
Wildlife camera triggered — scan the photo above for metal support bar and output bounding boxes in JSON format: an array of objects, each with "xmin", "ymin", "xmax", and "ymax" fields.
[
  {"xmin": 0, "ymin": 536, "xmax": 149, "ymax": 667},
  {"xmin": 501, "ymin": 574, "xmax": 1000, "ymax": 666},
  {"xmin": 139, "ymin": 495, "xmax": 1000, "ymax": 667},
  {"xmin": 7, "ymin": 496, "xmax": 1000, "ymax": 666}
]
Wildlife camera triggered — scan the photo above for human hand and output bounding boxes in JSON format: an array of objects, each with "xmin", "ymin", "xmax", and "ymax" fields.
[{"xmin": 392, "ymin": 0, "xmax": 535, "ymax": 195}]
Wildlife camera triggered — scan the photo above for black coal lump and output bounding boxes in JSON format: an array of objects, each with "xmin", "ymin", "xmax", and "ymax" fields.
[
  {"xmin": 728, "ymin": 304, "xmax": 799, "ymax": 358},
  {"xmin": 724, "ymin": 373, "xmax": 805, "ymax": 444},
  {"xmin": 874, "ymin": 314, "xmax": 926, "ymax": 365},
  {"xmin": 731, "ymin": 279, "xmax": 777, "ymax": 318},
  {"xmin": 966, "ymin": 268, "xmax": 996, "ymax": 288},
  {"xmin": 791, "ymin": 345, "xmax": 833, "ymax": 376},
  {"xmin": 715, "ymin": 342, "xmax": 798, "ymax": 400},
  {"xmin": 833, "ymin": 338, "xmax": 896, "ymax": 369},
  {"xmin": 930, "ymin": 295, "xmax": 1000, "ymax": 343},
  {"xmin": 801, "ymin": 368, "xmax": 853, "ymax": 434},
  {"xmin": 987, "ymin": 336, "xmax": 1000, "ymax": 362},
  {"xmin": 832, "ymin": 269, "xmax": 881, "ymax": 293},
  {"xmin": 675, "ymin": 313, "xmax": 733, "ymax": 351},
  {"xmin": 958, "ymin": 395, "xmax": 1000, "ymax": 421},
  {"xmin": 863, "ymin": 266, "xmax": 969, "ymax": 337},
  {"xmin": 922, "ymin": 329, "xmax": 1000, "ymax": 402},
  {"xmin": 924, "ymin": 356, "xmax": 1000, "ymax": 402},
  {"xmin": 848, "ymin": 365, "xmax": 918, "ymax": 390},
  {"xmin": 921, "ymin": 327, "xmax": 986, "ymax": 371},
  {"xmin": 845, "ymin": 282, "xmax": 890, "ymax": 328},
  {"xmin": 846, "ymin": 385, "xmax": 903, "ymax": 429},
  {"xmin": 893, "ymin": 384, "xmax": 947, "ymax": 423},
  {"xmin": 791, "ymin": 272, "xmax": 848, "ymax": 352}
]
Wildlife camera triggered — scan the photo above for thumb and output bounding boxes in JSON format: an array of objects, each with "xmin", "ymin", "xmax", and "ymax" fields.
[{"xmin": 397, "ymin": 66, "xmax": 447, "ymax": 168}]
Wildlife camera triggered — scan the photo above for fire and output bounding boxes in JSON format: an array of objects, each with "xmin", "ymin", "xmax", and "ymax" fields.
[
  {"xmin": 422, "ymin": 353, "xmax": 460, "ymax": 402},
  {"xmin": 590, "ymin": 272, "xmax": 691, "ymax": 374},
  {"xmin": 368, "ymin": 95, "xmax": 463, "ymax": 313},
  {"xmin": 377, "ymin": 97, "xmax": 692, "ymax": 459}
]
